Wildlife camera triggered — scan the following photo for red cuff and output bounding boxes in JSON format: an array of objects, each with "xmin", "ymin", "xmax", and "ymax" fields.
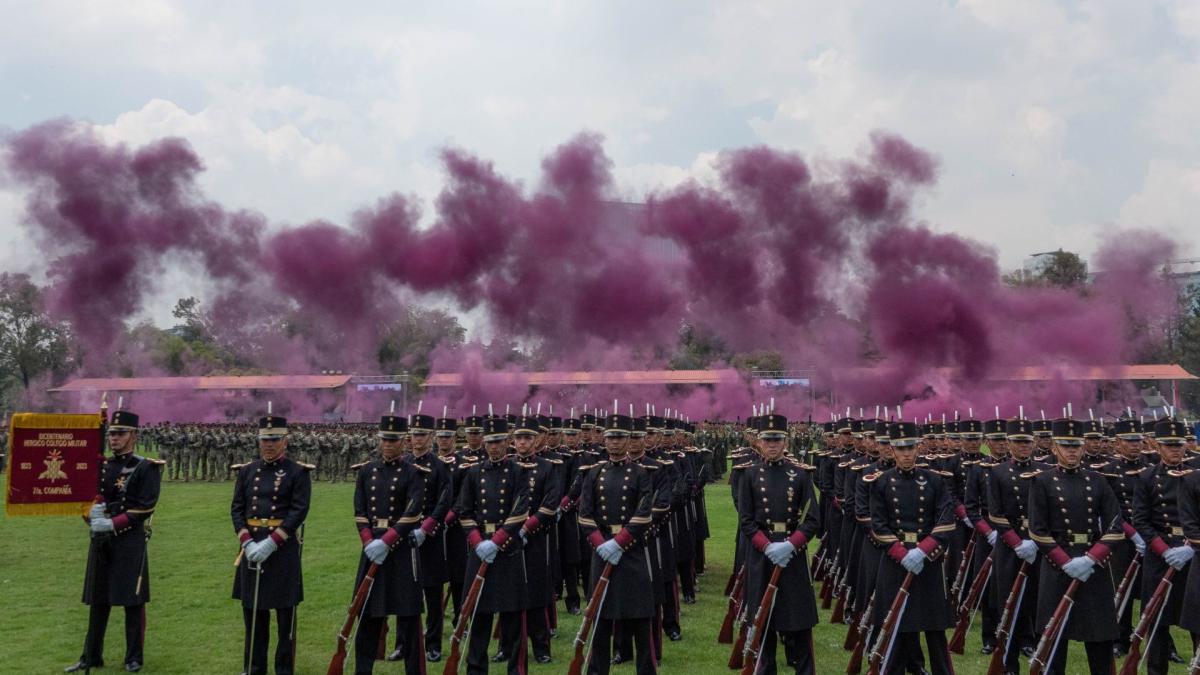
[
  {"xmin": 524, "ymin": 516, "xmax": 540, "ymax": 534},
  {"xmin": 1087, "ymin": 542, "xmax": 1111, "ymax": 564},
  {"xmin": 490, "ymin": 529, "xmax": 510, "ymax": 547},
  {"xmin": 381, "ymin": 528, "xmax": 400, "ymax": 547},
  {"xmin": 1121, "ymin": 521, "xmax": 1136, "ymax": 538},
  {"xmin": 270, "ymin": 531, "xmax": 286, "ymax": 546},
  {"xmin": 888, "ymin": 541, "xmax": 907, "ymax": 563},
  {"xmin": 239, "ymin": 531, "xmax": 252, "ymax": 544},
  {"xmin": 560, "ymin": 496, "xmax": 571, "ymax": 509},
  {"xmin": 917, "ymin": 537, "xmax": 939, "ymax": 556},
  {"xmin": 1150, "ymin": 536, "xmax": 1169, "ymax": 557},
  {"xmin": 751, "ymin": 531, "xmax": 770, "ymax": 552},
  {"xmin": 1048, "ymin": 546, "xmax": 1071, "ymax": 568},
  {"xmin": 444, "ymin": 510, "xmax": 457, "ymax": 525},
  {"xmin": 974, "ymin": 519, "xmax": 994, "ymax": 536},
  {"xmin": 588, "ymin": 530, "xmax": 605, "ymax": 548},
  {"xmin": 788, "ymin": 531, "xmax": 808, "ymax": 549},
  {"xmin": 111, "ymin": 513, "xmax": 130, "ymax": 531},
  {"xmin": 954, "ymin": 504, "xmax": 967, "ymax": 519},
  {"xmin": 614, "ymin": 529, "xmax": 633, "ymax": 549},
  {"xmin": 467, "ymin": 529, "xmax": 483, "ymax": 547},
  {"xmin": 359, "ymin": 528, "xmax": 373, "ymax": 545},
  {"xmin": 1002, "ymin": 530, "xmax": 1022, "ymax": 549},
  {"xmin": 420, "ymin": 517, "xmax": 437, "ymax": 535}
]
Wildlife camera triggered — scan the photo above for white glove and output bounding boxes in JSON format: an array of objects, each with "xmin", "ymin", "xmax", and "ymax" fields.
[
  {"xmin": 764, "ymin": 542, "xmax": 796, "ymax": 567},
  {"xmin": 1131, "ymin": 532, "xmax": 1146, "ymax": 555},
  {"xmin": 88, "ymin": 503, "xmax": 107, "ymax": 520},
  {"xmin": 962, "ymin": 517, "xmax": 973, "ymax": 529},
  {"xmin": 900, "ymin": 548, "xmax": 926, "ymax": 574},
  {"xmin": 1015, "ymin": 539, "xmax": 1038, "ymax": 564},
  {"xmin": 986, "ymin": 530, "xmax": 998, "ymax": 547},
  {"xmin": 89, "ymin": 516, "xmax": 114, "ymax": 534},
  {"xmin": 475, "ymin": 540, "xmax": 499, "ymax": 563},
  {"xmin": 519, "ymin": 529, "xmax": 529, "ymax": 547},
  {"xmin": 1062, "ymin": 555, "xmax": 1095, "ymax": 581},
  {"xmin": 597, "ymin": 539, "xmax": 624, "ymax": 565},
  {"xmin": 364, "ymin": 538, "xmax": 390, "ymax": 564},
  {"xmin": 1164, "ymin": 545, "xmax": 1195, "ymax": 570},
  {"xmin": 248, "ymin": 538, "xmax": 279, "ymax": 564},
  {"xmin": 410, "ymin": 529, "xmax": 427, "ymax": 548}
]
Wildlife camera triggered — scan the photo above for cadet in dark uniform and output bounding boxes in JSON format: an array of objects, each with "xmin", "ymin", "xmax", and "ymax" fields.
[
  {"xmin": 578, "ymin": 413, "xmax": 657, "ymax": 675},
  {"xmin": 557, "ymin": 416, "xmax": 586, "ymax": 615},
  {"xmin": 1028, "ymin": 418, "xmax": 1125, "ymax": 675},
  {"xmin": 350, "ymin": 413, "xmax": 428, "ymax": 675},
  {"xmin": 455, "ymin": 416, "xmax": 531, "ymax": 675},
  {"xmin": 1093, "ymin": 417, "xmax": 1148, "ymax": 654},
  {"xmin": 437, "ymin": 416, "xmax": 471, "ymax": 636},
  {"xmin": 68, "ymin": 410, "xmax": 163, "ymax": 674},
  {"xmin": 867, "ymin": 421, "xmax": 957, "ymax": 675},
  {"xmin": 737, "ymin": 413, "xmax": 821, "ymax": 675},
  {"xmin": 1132, "ymin": 418, "xmax": 1196, "ymax": 675},
  {"xmin": 512, "ymin": 414, "xmax": 563, "ymax": 664},
  {"xmin": 230, "ymin": 414, "xmax": 312, "ymax": 675}
]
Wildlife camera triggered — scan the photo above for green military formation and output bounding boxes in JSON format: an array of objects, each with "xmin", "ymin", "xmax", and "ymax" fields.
[
  {"xmin": 724, "ymin": 407, "xmax": 1200, "ymax": 675},
  {"xmin": 65, "ymin": 404, "xmax": 719, "ymax": 675}
]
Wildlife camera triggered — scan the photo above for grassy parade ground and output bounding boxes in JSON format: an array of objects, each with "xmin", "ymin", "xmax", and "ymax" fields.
[{"xmin": 0, "ymin": 479, "xmax": 1154, "ymax": 673}]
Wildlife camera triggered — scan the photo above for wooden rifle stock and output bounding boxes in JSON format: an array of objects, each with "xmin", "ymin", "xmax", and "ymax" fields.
[
  {"xmin": 739, "ymin": 565, "xmax": 784, "ymax": 675},
  {"xmin": 949, "ymin": 532, "xmax": 977, "ymax": 602},
  {"xmin": 820, "ymin": 551, "xmax": 839, "ymax": 608},
  {"xmin": 728, "ymin": 618, "xmax": 749, "ymax": 669},
  {"xmin": 326, "ymin": 563, "xmax": 380, "ymax": 675},
  {"xmin": 949, "ymin": 554, "xmax": 994, "ymax": 653},
  {"xmin": 866, "ymin": 570, "xmax": 915, "ymax": 675},
  {"xmin": 567, "ymin": 563, "xmax": 614, "ymax": 675},
  {"xmin": 846, "ymin": 591, "xmax": 875, "ymax": 675},
  {"xmin": 1118, "ymin": 566, "xmax": 1177, "ymax": 675},
  {"xmin": 718, "ymin": 565, "xmax": 747, "ymax": 643},
  {"xmin": 811, "ymin": 538, "xmax": 828, "ymax": 581},
  {"xmin": 442, "ymin": 561, "xmax": 489, "ymax": 675},
  {"xmin": 842, "ymin": 609, "xmax": 861, "ymax": 651},
  {"xmin": 1028, "ymin": 578, "xmax": 1080, "ymax": 675},
  {"xmin": 986, "ymin": 561, "xmax": 1029, "ymax": 675}
]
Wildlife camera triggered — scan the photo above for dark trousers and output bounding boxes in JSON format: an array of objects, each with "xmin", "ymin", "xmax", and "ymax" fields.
[
  {"xmin": 562, "ymin": 562, "xmax": 582, "ymax": 608},
  {"xmin": 241, "ymin": 606, "xmax": 295, "ymax": 675},
  {"xmin": 525, "ymin": 605, "xmax": 551, "ymax": 659},
  {"xmin": 423, "ymin": 584, "xmax": 445, "ymax": 654},
  {"xmin": 448, "ymin": 578, "xmax": 465, "ymax": 629},
  {"xmin": 80, "ymin": 603, "xmax": 144, "ymax": 667},
  {"xmin": 886, "ymin": 631, "xmax": 952, "ymax": 675},
  {"xmin": 589, "ymin": 618, "xmax": 655, "ymax": 675},
  {"xmin": 1046, "ymin": 640, "xmax": 1113, "ymax": 675},
  {"xmin": 661, "ymin": 581, "xmax": 680, "ymax": 635},
  {"xmin": 676, "ymin": 561, "xmax": 696, "ymax": 599},
  {"xmin": 1148, "ymin": 626, "xmax": 1182, "ymax": 675},
  {"xmin": 696, "ymin": 540, "xmax": 706, "ymax": 574},
  {"xmin": 466, "ymin": 610, "xmax": 523, "ymax": 675},
  {"xmin": 747, "ymin": 628, "xmax": 814, "ymax": 675},
  {"xmin": 355, "ymin": 615, "xmax": 421, "ymax": 675}
]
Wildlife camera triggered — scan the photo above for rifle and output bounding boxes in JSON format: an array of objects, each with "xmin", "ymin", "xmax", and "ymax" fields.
[
  {"xmin": 718, "ymin": 564, "xmax": 747, "ymax": 643},
  {"xmin": 739, "ymin": 565, "xmax": 783, "ymax": 675},
  {"xmin": 1028, "ymin": 579, "xmax": 1080, "ymax": 675},
  {"xmin": 866, "ymin": 569, "xmax": 915, "ymax": 675},
  {"xmin": 842, "ymin": 608, "xmax": 861, "ymax": 651},
  {"xmin": 442, "ymin": 560, "xmax": 489, "ymax": 675},
  {"xmin": 566, "ymin": 562, "xmax": 614, "ymax": 675},
  {"xmin": 820, "ymin": 550, "xmax": 839, "ymax": 608},
  {"xmin": 831, "ymin": 564, "xmax": 851, "ymax": 624},
  {"xmin": 948, "ymin": 554, "xmax": 994, "ymax": 653},
  {"xmin": 949, "ymin": 531, "xmax": 977, "ymax": 603},
  {"xmin": 728, "ymin": 608, "xmax": 750, "ymax": 669},
  {"xmin": 811, "ymin": 538, "xmax": 829, "ymax": 581},
  {"xmin": 846, "ymin": 590, "xmax": 875, "ymax": 675},
  {"xmin": 1189, "ymin": 636, "xmax": 1200, "ymax": 675},
  {"xmin": 1118, "ymin": 566, "xmax": 1177, "ymax": 675},
  {"xmin": 326, "ymin": 562, "xmax": 381, "ymax": 675},
  {"xmin": 986, "ymin": 561, "xmax": 1029, "ymax": 675},
  {"xmin": 1114, "ymin": 552, "xmax": 1142, "ymax": 617}
]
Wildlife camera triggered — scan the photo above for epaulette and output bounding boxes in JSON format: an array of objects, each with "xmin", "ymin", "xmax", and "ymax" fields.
[
  {"xmin": 147, "ymin": 458, "xmax": 166, "ymax": 466},
  {"xmin": 1100, "ymin": 472, "xmax": 1120, "ymax": 478},
  {"xmin": 791, "ymin": 461, "xmax": 816, "ymax": 471},
  {"xmin": 1169, "ymin": 469, "xmax": 1195, "ymax": 478},
  {"xmin": 862, "ymin": 471, "xmax": 881, "ymax": 483},
  {"xmin": 439, "ymin": 455, "xmax": 457, "ymax": 463},
  {"xmin": 732, "ymin": 462, "xmax": 752, "ymax": 470},
  {"xmin": 837, "ymin": 460, "xmax": 854, "ymax": 468},
  {"xmin": 1019, "ymin": 470, "xmax": 1043, "ymax": 479},
  {"xmin": 658, "ymin": 459, "xmax": 675, "ymax": 466},
  {"xmin": 412, "ymin": 463, "xmax": 432, "ymax": 473},
  {"xmin": 930, "ymin": 469, "xmax": 954, "ymax": 477},
  {"xmin": 350, "ymin": 461, "xmax": 368, "ymax": 471},
  {"xmin": 1125, "ymin": 469, "xmax": 1144, "ymax": 476},
  {"xmin": 545, "ymin": 458, "xmax": 563, "ymax": 465},
  {"xmin": 230, "ymin": 462, "xmax": 248, "ymax": 471},
  {"xmin": 517, "ymin": 461, "xmax": 537, "ymax": 469},
  {"xmin": 850, "ymin": 464, "xmax": 869, "ymax": 471},
  {"xmin": 642, "ymin": 463, "xmax": 660, "ymax": 470},
  {"xmin": 299, "ymin": 462, "xmax": 317, "ymax": 470}
]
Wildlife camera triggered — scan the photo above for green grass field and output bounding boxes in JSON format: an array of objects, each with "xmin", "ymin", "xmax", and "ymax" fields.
[{"xmin": 0, "ymin": 478, "xmax": 1173, "ymax": 673}]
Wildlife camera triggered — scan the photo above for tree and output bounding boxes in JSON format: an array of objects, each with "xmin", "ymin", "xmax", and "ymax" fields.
[
  {"xmin": 376, "ymin": 306, "xmax": 467, "ymax": 377},
  {"xmin": 1039, "ymin": 250, "xmax": 1089, "ymax": 289},
  {"xmin": 669, "ymin": 322, "xmax": 731, "ymax": 370},
  {"xmin": 0, "ymin": 274, "xmax": 71, "ymax": 403}
]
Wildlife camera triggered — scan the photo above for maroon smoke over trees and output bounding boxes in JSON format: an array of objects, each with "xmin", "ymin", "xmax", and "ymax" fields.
[{"xmin": 0, "ymin": 119, "xmax": 1183, "ymax": 420}]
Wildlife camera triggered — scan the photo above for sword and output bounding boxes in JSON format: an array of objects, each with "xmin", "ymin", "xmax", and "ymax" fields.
[{"xmin": 246, "ymin": 559, "xmax": 264, "ymax": 675}]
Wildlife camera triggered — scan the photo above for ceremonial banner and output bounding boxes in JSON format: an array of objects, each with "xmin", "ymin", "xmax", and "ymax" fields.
[{"xmin": 5, "ymin": 413, "xmax": 104, "ymax": 516}]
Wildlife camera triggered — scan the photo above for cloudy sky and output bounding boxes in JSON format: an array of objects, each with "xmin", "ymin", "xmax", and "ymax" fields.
[{"xmin": 2, "ymin": 0, "xmax": 1199, "ymax": 305}]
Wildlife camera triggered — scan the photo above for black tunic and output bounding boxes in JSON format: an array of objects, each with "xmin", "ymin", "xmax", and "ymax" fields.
[
  {"xmin": 737, "ymin": 457, "xmax": 822, "ymax": 632},
  {"xmin": 454, "ymin": 457, "xmax": 531, "ymax": 614},
  {"xmin": 578, "ymin": 457, "xmax": 656, "ymax": 620},
  {"xmin": 1028, "ymin": 464, "xmax": 1125, "ymax": 641},
  {"xmin": 352, "ymin": 455, "xmax": 426, "ymax": 618},
  {"xmin": 516, "ymin": 453, "xmax": 562, "ymax": 607},
  {"xmin": 1133, "ymin": 459, "xmax": 1198, "ymax": 628},
  {"xmin": 410, "ymin": 451, "xmax": 452, "ymax": 587},
  {"xmin": 83, "ymin": 453, "xmax": 163, "ymax": 607},
  {"xmin": 231, "ymin": 455, "xmax": 312, "ymax": 609}
]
